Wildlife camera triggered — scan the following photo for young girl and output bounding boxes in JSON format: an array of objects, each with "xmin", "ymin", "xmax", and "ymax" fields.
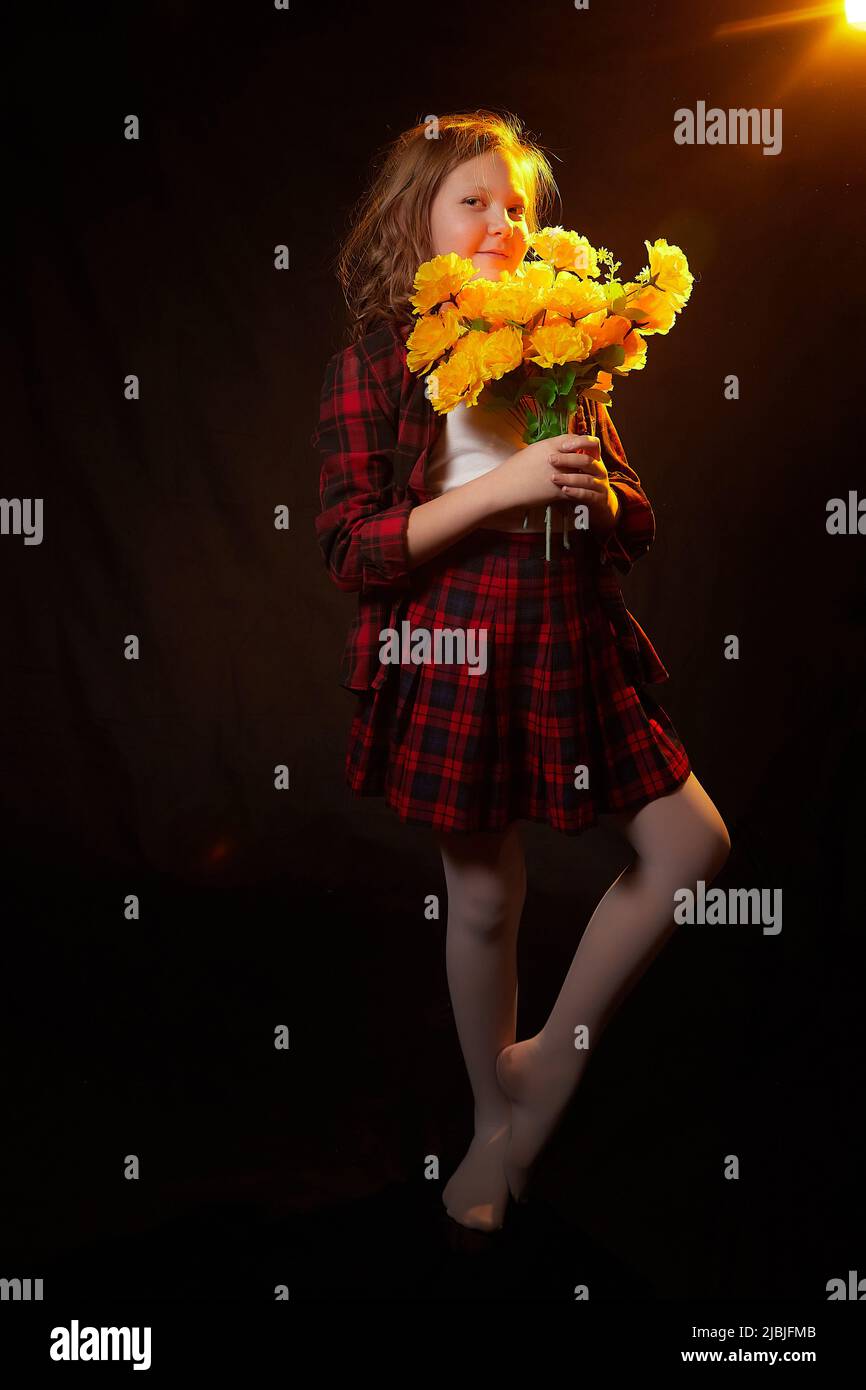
[{"xmin": 311, "ymin": 110, "xmax": 731, "ymax": 1234}]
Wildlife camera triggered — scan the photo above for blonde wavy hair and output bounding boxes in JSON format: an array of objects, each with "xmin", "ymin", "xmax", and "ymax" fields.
[{"xmin": 334, "ymin": 109, "xmax": 560, "ymax": 346}]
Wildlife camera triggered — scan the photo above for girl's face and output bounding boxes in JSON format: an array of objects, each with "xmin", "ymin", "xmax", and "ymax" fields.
[{"xmin": 428, "ymin": 150, "xmax": 530, "ymax": 281}]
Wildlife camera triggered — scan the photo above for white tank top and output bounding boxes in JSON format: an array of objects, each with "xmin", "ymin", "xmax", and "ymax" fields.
[{"xmin": 425, "ymin": 399, "xmax": 551, "ymax": 531}]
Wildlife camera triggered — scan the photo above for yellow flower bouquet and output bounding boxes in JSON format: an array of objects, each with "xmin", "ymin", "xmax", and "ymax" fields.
[{"xmin": 406, "ymin": 228, "xmax": 694, "ymax": 560}]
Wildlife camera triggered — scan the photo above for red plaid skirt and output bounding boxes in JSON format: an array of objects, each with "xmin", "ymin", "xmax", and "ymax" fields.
[{"xmin": 344, "ymin": 527, "xmax": 691, "ymax": 835}]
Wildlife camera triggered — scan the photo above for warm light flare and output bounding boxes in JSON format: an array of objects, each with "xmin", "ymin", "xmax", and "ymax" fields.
[
  {"xmin": 715, "ymin": 1, "xmax": 866, "ymax": 39},
  {"xmin": 715, "ymin": 4, "xmax": 840, "ymax": 38}
]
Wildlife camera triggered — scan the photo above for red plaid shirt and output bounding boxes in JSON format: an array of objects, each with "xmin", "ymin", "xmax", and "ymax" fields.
[{"xmin": 311, "ymin": 320, "xmax": 657, "ymax": 692}]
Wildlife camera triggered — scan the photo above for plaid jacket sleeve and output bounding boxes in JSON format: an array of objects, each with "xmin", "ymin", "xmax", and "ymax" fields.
[
  {"xmin": 311, "ymin": 334, "xmax": 415, "ymax": 595},
  {"xmin": 592, "ymin": 402, "xmax": 656, "ymax": 577}
]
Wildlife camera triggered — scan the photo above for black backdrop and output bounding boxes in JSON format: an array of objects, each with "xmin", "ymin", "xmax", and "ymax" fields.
[{"xmin": 2, "ymin": 0, "xmax": 865, "ymax": 1315}]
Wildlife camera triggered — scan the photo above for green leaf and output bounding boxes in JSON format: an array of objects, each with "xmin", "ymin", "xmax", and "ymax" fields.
[
  {"xmin": 595, "ymin": 345, "xmax": 626, "ymax": 369},
  {"xmin": 584, "ymin": 388, "xmax": 612, "ymax": 405},
  {"xmin": 466, "ymin": 317, "xmax": 491, "ymax": 331},
  {"xmin": 529, "ymin": 380, "xmax": 558, "ymax": 408},
  {"xmin": 525, "ymin": 411, "xmax": 545, "ymax": 443}
]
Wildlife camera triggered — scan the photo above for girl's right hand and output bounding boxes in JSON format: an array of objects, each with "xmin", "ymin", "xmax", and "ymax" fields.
[{"xmin": 495, "ymin": 435, "xmax": 601, "ymax": 512}]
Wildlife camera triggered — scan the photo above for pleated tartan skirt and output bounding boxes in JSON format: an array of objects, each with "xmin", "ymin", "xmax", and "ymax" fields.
[{"xmin": 344, "ymin": 526, "xmax": 692, "ymax": 836}]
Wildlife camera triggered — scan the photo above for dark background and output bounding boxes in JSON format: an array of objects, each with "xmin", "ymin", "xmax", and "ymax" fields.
[{"xmin": 1, "ymin": 0, "xmax": 864, "ymax": 1302}]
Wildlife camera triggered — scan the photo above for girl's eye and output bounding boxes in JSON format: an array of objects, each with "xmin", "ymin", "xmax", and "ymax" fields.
[{"xmin": 463, "ymin": 198, "xmax": 526, "ymax": 216}]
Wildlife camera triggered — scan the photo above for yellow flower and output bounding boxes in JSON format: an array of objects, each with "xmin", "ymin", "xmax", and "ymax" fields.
[
  {"xmin": 594, "ymin": 370, "xmax": 614, "ymax": 391},
  {"xmin": 457, "ymin": 274, "xmax": 543, "ymax": 328},
  {"xmin": 405, "ymin": 303, "xmax": 466, "ymax": 373},
  {"xmin": 483, "ymin": 277, "xmax": 545, "ymax": 327},
  {"xmin": 524, "ymin": 322, "xmax": 594, "ymax": 369},
  {"xmin": 455, "ymin": 277, "xmax": 498, "ymax": 320},
  {"xmin": 545, "ymin": 272, "xmax": 608, "ymax": 321},
  {"xmin": 410, "ymin": 252, "xmax": 477, "ymax": 314},
  {"xmin": 528, "ymin": 227, "xmax": 600, "ymax": 278},
  {"xmin": 581, "ymin": 310, "xmax": 632, "ymax": 351},
  {"xmin": 618, "ymin": 329, "xmax": 648, "ymax": 373},
  {"xmin": 479, "ymin": 326, "xmax": 524, "ymax": 381},
  {"xmin": 514, "ymin": 260, "xmax": 555, "ymax": 294},
  {"xmin": 450, "ymin": 327, "xmax": 488, "ymax": 363},
  {"xmin": 427, "ymin": 330, "xmax": 487, "ymax": 411},
  {"xmin": 622, "ymin": 281, "xmax": 677, "ymax": 335},
  {"xmin": 645, "ymin": 238, "xmax": 693, "ymax": 311}
]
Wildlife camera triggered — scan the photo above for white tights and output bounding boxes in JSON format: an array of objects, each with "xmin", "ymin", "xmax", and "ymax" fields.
[{"xmin": 436, "ymin": 772, "xmax": 732, "ymax": 1213}]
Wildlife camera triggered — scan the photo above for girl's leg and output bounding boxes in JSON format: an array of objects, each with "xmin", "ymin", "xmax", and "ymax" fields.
[
  {"xmin": 497, "ymin": 771, "xmax": 731, "ymax": 1201},
  {"xmin": 437, "ymin": 819, "xmax": 527, "ymax": 1231}
]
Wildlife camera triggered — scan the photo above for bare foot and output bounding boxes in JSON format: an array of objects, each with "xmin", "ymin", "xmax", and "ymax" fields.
[
  {"xmin": 495, "ymin": 1036, "xmax": 578, "ymax": 1202},
  {"xmin": 442, "ymin": 1120, "xmax": 512, "ymax": 1232}
]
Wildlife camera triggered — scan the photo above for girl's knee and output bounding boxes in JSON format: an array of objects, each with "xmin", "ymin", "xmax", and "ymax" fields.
[
  {"xmin": 701, "ymin": 819, "xmax": 731, "ymax": 883},
  {"xmin": 628, "ymin": 803, "xmax": 731, "ymax": 887},
  {"xmin": 668, "ymin": 780, "xmax": 732, "ymax": 883},
  {"xmin": 438, "ymin": 823, "xmax": 526, "ymax": 933},
  {"xmin": 444, "ymin": 861, "xmax": 526, "ymax": 938},
  {"xmin": 684, "ymin": 778, "xmax": 731, "ymax": 880},
  {"xmin": 671, "ymin": 814, "xmax": 730, "ymax": 885}
]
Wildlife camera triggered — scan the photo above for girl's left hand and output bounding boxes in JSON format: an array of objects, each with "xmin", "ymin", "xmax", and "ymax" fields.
[{"xmin": 549, "ymin": 440, "xmax": 620, "ymax": 534}]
